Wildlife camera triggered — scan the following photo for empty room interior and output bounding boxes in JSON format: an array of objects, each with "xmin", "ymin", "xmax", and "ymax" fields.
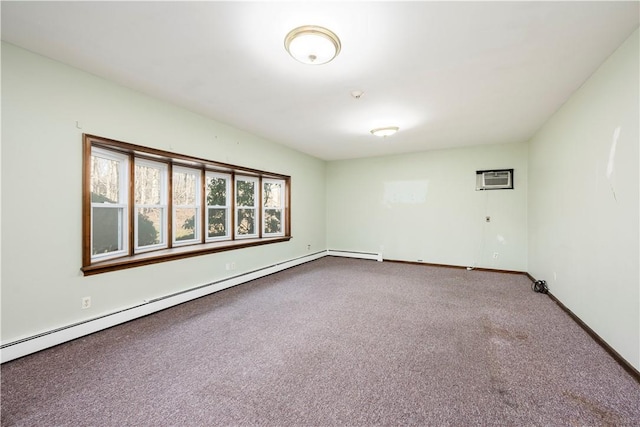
[{"xmin": 1, "ymin": 1, "xmax": 639, "ymax": 425}]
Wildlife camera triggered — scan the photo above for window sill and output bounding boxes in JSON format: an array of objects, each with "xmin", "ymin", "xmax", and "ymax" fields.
[{"xmin": 82, "ymin": 236, "xmax": 292, "ymax": 276}]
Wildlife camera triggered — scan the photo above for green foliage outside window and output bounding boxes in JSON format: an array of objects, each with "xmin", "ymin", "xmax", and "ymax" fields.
[
  {"xmin": 236, "ymin": 180, "xmax": 254, "ymax": 206},
  {"xmin": 264, "ymin": 209, "xmax": 282, "ymax": 234},
  {"xmin": 207, "ymin": 177, "xmax": 227, "ymax": 237},
  {"xmin": 236, "ymin": 179, "xmax": 255, "ymax": 235},
  {"xmin": 263, "ymin": 182, "xmax": 282, "ymax": 234}
]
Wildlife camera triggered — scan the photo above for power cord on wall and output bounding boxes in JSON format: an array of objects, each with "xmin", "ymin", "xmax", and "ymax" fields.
[{"xmin": 532, "ymin": 280, "xmax": 548, "ymax": 294}]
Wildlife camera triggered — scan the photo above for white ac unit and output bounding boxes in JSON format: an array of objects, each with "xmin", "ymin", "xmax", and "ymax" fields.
[{"xmin": 476, "ymin": 169, "xmax": 513, "ymax": 190}]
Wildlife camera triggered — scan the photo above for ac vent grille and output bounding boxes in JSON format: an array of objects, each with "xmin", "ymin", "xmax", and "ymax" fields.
[{"xmin": 476, "ymin": 169, "xmax": 514, "ymax": 190}]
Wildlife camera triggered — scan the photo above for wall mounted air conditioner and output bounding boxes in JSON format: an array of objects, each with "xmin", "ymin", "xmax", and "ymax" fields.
[{"xmin": 476, "ymin": 169, "xmax": 513, "ymax": 190}]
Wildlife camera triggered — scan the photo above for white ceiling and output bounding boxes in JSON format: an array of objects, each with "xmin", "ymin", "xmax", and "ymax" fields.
[{"xmin": 2, "ymin": 1, "xmax": 638, "ymax": 161}]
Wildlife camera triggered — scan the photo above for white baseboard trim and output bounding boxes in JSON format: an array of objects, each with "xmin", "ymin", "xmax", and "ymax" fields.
[
  {"xmin": 327, "ymin": 249, "xmax": 383, "ymax": 262},
  {"xmin": 1, "ymin": 251, "xmax": 326, "ymax": 364}
]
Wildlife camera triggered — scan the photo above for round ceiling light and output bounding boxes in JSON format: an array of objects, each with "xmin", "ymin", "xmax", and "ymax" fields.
[
  {"xmin": 284, "ymin": 25, "xmax": 341, "ymax": 65},
  {"xmin": 370, "ymin": 126, "xmax": 399, "ymax": 137}
]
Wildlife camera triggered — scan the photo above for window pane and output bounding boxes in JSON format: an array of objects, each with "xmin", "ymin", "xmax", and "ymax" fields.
[
  {"xmin": 208, "ymin": 208, "xmax": 227, "ymax": 238},
  {"xmin": 137, "ymin": 207, "xmax": 162, "ymax": 246},
  {"xmin": 263, "ymin": 182, "xmax": 282, "ymax": 208},
  {"xmin": 91, "ymin": 155, "xmax": 120, "ymax": 202},
  {"xmin": 175, "ymin": 208, "xmax": 197, "ymax": 241},
  {"xmin": 174, "ymin": 170, "xmax": 198, "ymax": 205},
  {"xmin": 206, "ymin": 176, "xmax": 227, "ymax": 206},
  {"xmin": 236, "ymin": 180, "xmax": 255, "ymax": 207},
  {"xmin": 135, "ymin": 163, "xmax": 162, "ymax": 205},
  {"xmin": 92, "ymin": 206, "xmax": 123, "ymax": 255},
  {"xmin": 237, "ymin": 209, "xmax": 255, "ymax": 235},
  {"xmin": 264, "ymin": 209, "xmax": 282, "ymax": 234}
]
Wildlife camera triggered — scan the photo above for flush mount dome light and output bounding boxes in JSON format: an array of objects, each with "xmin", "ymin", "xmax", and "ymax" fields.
[
  {"xmin": 370, "ymin": 126, "xmax": 399, "ymax": 137},
  {"xmin": 284, "ymin": 25, "xmax": 341, "ymax": 65}
]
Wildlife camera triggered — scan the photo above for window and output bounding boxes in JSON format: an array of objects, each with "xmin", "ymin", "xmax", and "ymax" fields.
[
  {"xmin": 82, "ymin": 134, "xmax": 291, "ymax": 275},
  {"xmin": 205, "ymin": 172, "xmax": 231, "ymax": 241},
  {"xmin": 263, "ymin": 179, "xmax": 285, "ymax": 237},
  {"xmin": 90, "ymin": 147, "xmax": 129, "ymax": 262},
  {"xmin": 135, "ymin": 159, "xmax": 168, "ymax": 252},
  {"xmin": 173, "ymin": 166, "xmax": 201, "ymax": 245},
  {"xmin": 235, "ymin": 176, "xmax": 258, "ymax": 238}
]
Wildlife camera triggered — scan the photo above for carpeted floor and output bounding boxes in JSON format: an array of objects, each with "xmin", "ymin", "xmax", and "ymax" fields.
[{"xmin": 2, "ymin": 257, "xmax": 639, "ymax": 426}]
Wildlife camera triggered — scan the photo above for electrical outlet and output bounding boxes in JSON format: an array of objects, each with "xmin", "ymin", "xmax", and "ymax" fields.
[
  {"xmin": 485, "ymin": 216, "xmax": 491, "ymax": 223},
  {"xmin": 81, "ymin": 296, "xmax": 91, "ymax": 309},
  {"xmin": 492, "ymin": 252, "xmax": 499, "ymax": 259},
  {"xmin": 230, "ymin": 262, "xmax": 236, "ymax": 270},
  {"xmin": 307, "ymin": 244, "xmax": 311, "ymax": 250}
]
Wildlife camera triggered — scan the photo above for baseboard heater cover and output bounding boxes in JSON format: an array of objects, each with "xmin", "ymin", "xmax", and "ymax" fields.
[
  {"xmin": 0, "ymin": 251, "xmax": 326, "ymax": 364},
  {"xmin": 327, "ymin": 250, "xmax": 383, "ymax": 262}
]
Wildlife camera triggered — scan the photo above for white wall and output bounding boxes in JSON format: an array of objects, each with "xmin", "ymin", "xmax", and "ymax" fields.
[
  {"xmin": 528, "ymin": 29, "xmax": 639, "ymax": 370},
  {"xmin": 1, "ymin": 43, "xmax": 326, "ymax": 345},
  {"xmin": 326, "ymin": 142, "xmax": 528, "ymax": 271}
]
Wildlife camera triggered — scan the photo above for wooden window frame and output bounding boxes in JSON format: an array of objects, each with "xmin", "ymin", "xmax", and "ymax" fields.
[{"xmin": 82, "ymin": 134, "xmax": 291, "ymax": 276}]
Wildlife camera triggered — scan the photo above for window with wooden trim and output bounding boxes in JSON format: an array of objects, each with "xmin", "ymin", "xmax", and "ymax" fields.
[
  {"xmin": 83, "ymin": 134, "xmax": 291, "ymax": 275},
  {"xmin": 172, "ymin": 166, "xmax": 201, "ymax": 246},
  {"xmin": 205, "ymin": 172, "xmax": 231, "ymax": 241},
  {"xmin": 235, "ymin": 176, "xmax": 258, "ymax": 239},
  {"xmin": 263, "ymin": 178, "xmax": 286, "ymax": 237},
  {"xmin": 134, "ymin": 158, "xmax": 168, "ymax": 252},
  {"xmin": 90, "ymin": 147, "xmax": 129, "ymax": 261}
]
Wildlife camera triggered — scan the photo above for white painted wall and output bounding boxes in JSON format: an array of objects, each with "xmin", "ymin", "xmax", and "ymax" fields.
[
  {"xmin": 528, "ymin": 29, "xmax": 639, "ymax": 370},
  {"xmin": 326, "ymin": 143, "xmax": 528, "ymax": 271},
  {"xmin": 1, "ymin": 43, "xmax": 326, "ymax": 345}
]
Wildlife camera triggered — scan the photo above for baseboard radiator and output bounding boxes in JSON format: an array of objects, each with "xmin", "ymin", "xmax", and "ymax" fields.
[
  {"xmin": 327, "ymin": 249, "xmax": 383, "ymax": 262},
  {"xmin": 2, "ymin": 250, "xmax": 335, "ymax": 364}
]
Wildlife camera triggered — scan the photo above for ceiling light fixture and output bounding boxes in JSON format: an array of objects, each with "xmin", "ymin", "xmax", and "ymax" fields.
[
  {"xmin": 370, "ymin": 126, "xmax": 399, "ymax": 137},
  {"xmin": 284, "ymin": 25, "xmax": 341, "ymax": 65}
]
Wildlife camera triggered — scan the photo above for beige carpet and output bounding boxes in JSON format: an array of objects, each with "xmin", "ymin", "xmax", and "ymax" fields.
[{"xmin": 2, "ymin": 257, "xmax": 639, "ymax": 426}]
